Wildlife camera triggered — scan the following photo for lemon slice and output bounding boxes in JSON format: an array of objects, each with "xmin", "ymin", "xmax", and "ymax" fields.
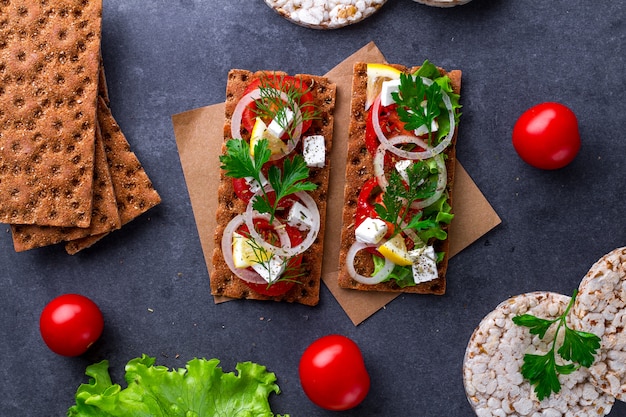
[
  {"xmin": 378, "ymin": 234, "xmax": 413, "ymax": 266},
  {"xmin": 366, "ymin": 63, "xmax": 402, "ymax": 110},
  {"xmin": 232, "ymin": 232, "xmax": 272, "ymax": 268},
  {"xmin": 249, "ymin": 117, "xmax": 288, "ymax": 157},
  {"xmin": 249, "ymin": 117, "xmax": 267, "ymax": 156}
]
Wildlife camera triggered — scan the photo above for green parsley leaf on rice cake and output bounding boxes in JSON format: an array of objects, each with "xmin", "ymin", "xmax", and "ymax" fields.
[{"xmin": 463, "ymin": 292, "xmax": 614, "ymax": 417}]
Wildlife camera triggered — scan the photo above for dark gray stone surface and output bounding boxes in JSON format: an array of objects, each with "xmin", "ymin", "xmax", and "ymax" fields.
[{"xmin": 1, "ymin": 0, "xmax": 625, "ymax": 415}]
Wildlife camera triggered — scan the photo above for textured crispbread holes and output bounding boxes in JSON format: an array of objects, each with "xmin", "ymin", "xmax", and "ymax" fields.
[
  {"xmin": 64, "ymin": 97, "xmax": 162, "ymax": 254},
  {"xmin": 11, "ymin": 120, "xmax": 120, "ymax": 251},
  {"xmin": 0, "ymin": 0, "xmax": 103, "ymax": 227}
]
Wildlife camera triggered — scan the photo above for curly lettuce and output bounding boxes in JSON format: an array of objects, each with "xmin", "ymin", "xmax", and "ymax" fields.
[
  {"xmin": 67, "ymin": 354, "xmax": 288, "ymax": 417},
  {"xmin": 372, "ymin": 255, "xmax": 414, "ymax": 288}
]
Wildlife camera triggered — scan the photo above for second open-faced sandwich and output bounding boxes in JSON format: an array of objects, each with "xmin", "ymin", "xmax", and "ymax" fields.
[{"xmin": 337, "ymin": 61, "xmax": 462, "ymax": 294}]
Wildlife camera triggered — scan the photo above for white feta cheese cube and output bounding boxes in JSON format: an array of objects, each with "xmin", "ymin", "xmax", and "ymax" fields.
[
  {"xmin": 287, "ymin": 201, "xmax": 314, "ymax": 231},
  {"xmin": 355, "ymin": 217, "xmax": 388, "ymax": 245},
  {"xmin": 414, "ymin": 119, "xmax": 439, "ymax": 137},
  {"xmin": 408, "ymin": 245, "xmax": 438, "ymax": 284},
  {"xmin": 394, "ymin": 159, "xmax": 412, "ymax": 184},
  {"xmin": 244, "ymin": 172, "xmax": 268, "ymax": 194},
  {"xmin": 394, "ymin": 160, "xmax": 426, "ymax": 187},
  {"xmin": 267, "ymin": 107, "xmax": 294, "ymax": 138},
  {"xmin": 251, "ymin": 255, "xmax": 286, "ymax": 283},
  {"xmin": 303, "ymin": 135, "xmax": 326, "ymax": 168},
  {"xmin": 380, "ymin": 79, "xmax": 401, "ymax": 107},
  {"xmin": 414, "ymin": 100, "xmax": 439, "ymax": 136}
]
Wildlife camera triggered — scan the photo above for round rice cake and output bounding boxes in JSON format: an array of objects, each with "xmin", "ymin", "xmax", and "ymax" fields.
[
  {"xmin": 573, "ymin": 246, "xmax": 626, "ymax": 400},
  {"xmin": 413, "ymin": 0, "xmax": 473, "ymax": 7},
  {"xmin": 464, "ymin": 291, "xmax": 614, "ymax": 417},
  {"xmin": 264, "ymin": 0, "xmax": 388, "ymax": 30}
]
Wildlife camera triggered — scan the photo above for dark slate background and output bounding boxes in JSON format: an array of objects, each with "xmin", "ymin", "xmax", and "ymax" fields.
[{"xmin": 1, "ymin": 1, "xmax": 625, "ymax": 416}]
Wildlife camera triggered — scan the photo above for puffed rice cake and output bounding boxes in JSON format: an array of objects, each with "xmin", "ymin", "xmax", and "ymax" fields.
[
  {"xmin": 412, "ymin": 0, "xmax": 472, "ymax": 7},
  {"xmin": 264, "ymin": 0, "xmax": 387, "ymax": 29},
  {"xmin": 464, "ymin": 291, "xmax": 614, "ymax": 417},
  {"xmin": 573, "ymin": 246, "xmax": 626, "ymax": 401}
]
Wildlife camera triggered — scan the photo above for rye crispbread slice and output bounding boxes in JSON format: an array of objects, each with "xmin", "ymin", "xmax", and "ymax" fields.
[
  {"xmin": 210, "ymin": 69, "xmax": 336, "ymax": 306},
  {"xmin": 64, "ymin": 96, "xmax": 161, "ymax": 254},
  {"xmin": 10, "ymin": 120, "xmax": 121, "ymax": 251},
  {"xmin": 98, "ymin": 57, "xmax": 110, "ymax": 106},
  {"xmin": 0, "ymin": 0, "xmax": 102, "ymax": 227},
  {"xmin": 337, "ymin": 62, "xmax": 461, "ymax": 294}
]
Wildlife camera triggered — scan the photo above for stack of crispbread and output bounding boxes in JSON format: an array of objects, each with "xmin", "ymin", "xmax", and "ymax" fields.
[{"xmin": 0, "ymin": 0, "xmax": 160, "ymax": 253}]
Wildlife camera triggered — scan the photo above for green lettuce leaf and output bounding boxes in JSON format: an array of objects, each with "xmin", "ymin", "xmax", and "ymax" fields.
[
  {"xmin": 372, "ymin": 255, "xmax": 414, "ymax": 288},
  {"xmin": 416, "ymin": 193, "xmax": 453, "ymax": 243},
  {"xmin": 68, "ymin": 354, "xmax": 288, "ymax": 417},
  {"xmin": 413, "ymin": 60, "xmax": 440, "ymax": 80}
]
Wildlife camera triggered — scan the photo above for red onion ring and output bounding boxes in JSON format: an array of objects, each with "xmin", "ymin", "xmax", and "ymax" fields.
[
  {"xmin": 371, "ymin": 76, "xmax": 455, "ymax": 160},
  {"xmin": 230, "ymin": 88, "xmax": 303, "ymax": 159},
  {"xmin": 221, "ymin": 214, "xmax": 291, "ymax": 284},
  {"xmin": 373, "ymin": 138, "xmax": 447, "ymax": 210},
  {"xmin": 244, "ymin": 190, "xmax": 320, "ymax": 258},
  {"xmin": 346, "ymin": 241, "xmax": 395, "ymax": 285}
]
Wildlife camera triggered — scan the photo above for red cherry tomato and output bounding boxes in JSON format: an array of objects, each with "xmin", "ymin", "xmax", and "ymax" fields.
[
  {"xmin": 299, "ymin": 334, "xmax": 370, "ymax": 411},
  {"xmin": 39, "ymin": 294, "xmax": 104, "ymax": 357},
  {"xmin": 512, "ymin": 102, "xmax": 580, "ymax": 170}
]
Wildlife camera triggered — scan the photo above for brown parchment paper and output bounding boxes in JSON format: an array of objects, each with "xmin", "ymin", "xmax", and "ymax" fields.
[{"xmin": 172, "ymin": 41, "xmax": 502, "ymax": 325}]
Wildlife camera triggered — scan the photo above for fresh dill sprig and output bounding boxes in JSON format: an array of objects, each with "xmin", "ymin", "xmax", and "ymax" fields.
[
  {"xmin": 512, "ymin": 290, "xmax": 601, "ymax": 400},
  {"xmin": 375, "ymin": 161, "xmax": 437, "ymax": 237},
  {"xmin": 238, "ymin": 230, "xmax": 305, "ymax": 287},
  {"xmin": 254, "ymin": 74, "xmax": 320, "ymax": 140}
]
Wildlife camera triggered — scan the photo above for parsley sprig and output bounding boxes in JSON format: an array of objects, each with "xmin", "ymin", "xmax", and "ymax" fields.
[
  {"xmin": 392, "ymin": 73, "xmax": 443, "ymax": 144},
  {"xmin": 219, "ymin": 138, "xmax": 317, "ymax": 223},
  {"xmin": 512, "ymin": 290, "xmax": 601, "ymax": 400},
  {"xmin": 255, "ymin": 74, "xmax": 320, "ymax": 141},
  {"xmin": 375, "ymin": 161, "xmax": 437, "ymax": 238}
]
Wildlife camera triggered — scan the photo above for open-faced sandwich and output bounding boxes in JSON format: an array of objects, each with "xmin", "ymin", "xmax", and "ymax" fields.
[
  {"xmin": 337, "ymin": 61, "xmax": 461, "ymax": 294},
  {"xmin": 210, "ymin": 69, "xmax": 336, "ymax": 306}
]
